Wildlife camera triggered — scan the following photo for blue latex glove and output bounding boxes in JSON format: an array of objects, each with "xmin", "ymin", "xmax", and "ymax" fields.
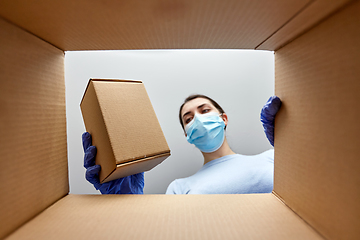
[
  {"xmin": 82, "ymin": 132, "xmax": 144, "ymax": 194},
  {"xmin": 260, "ymin": 96, "xmax": 282, "ymax": 147}
]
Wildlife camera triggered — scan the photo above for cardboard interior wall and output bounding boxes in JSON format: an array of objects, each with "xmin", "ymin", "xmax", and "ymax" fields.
[
  {"xmin": 5, "ymin": 194, "xmax": 323, "ymax": 240},
  {"xmin": 1, "ymin": 0, "xmax": 359, "ymax": 239},
  {"xmin": 274, "ymin": 1, "xmax": 360, "ymax": 239},
  {"xmin": 0, "ymin": 0, "xmax": 350, "ymax": 51},
  {"xmin": 0, "ymin": 18, "xmax": 68, "ymax": 238}
]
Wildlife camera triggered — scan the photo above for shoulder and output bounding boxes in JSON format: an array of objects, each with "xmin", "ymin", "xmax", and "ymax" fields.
[
  {"xmin": 165, "ymin": 178, "xmax": 190, "ymax": 194},
  {"xmin": 258, "ymin": 149, "xmax": 274, "ymax": 162}
]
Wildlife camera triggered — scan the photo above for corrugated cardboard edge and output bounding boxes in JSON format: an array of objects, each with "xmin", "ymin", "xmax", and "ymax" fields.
[
  {"xmin": 80, "ymin": 78, "xmax": 143, "ymax": 105},
  {"xmin": 119, "ymin": 150, "xmax": 171, "ymax": 164},
  {"xmin": 102, "ymin": 152, "xmax": 170, "ymax": 183},
  {"xmin": 272, "ymin": 191, "xmax": 326, "ymax": 240}
]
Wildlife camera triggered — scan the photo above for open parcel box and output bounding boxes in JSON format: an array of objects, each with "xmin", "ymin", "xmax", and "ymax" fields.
[{"xmin": 0, "ymin": 0, "xmax": 359, "ymax": 239}]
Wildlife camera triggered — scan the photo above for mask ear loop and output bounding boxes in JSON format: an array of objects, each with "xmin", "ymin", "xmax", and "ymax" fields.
[
  {"xmin": 219, "ymin": 113, "xmax": 227, "ymax": 130},
  {"xmin": 219, "ymin": 113, "xmax": 224, "ymax": 120},
  {"xmin": 184, "ymin": 116, "xmax": 196, "ymax": 133}
]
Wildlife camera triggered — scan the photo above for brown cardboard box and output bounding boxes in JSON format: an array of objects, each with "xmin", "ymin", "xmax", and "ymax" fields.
[
  {"xmin": 0, "ymin": 0, "xmax": 359, "ymax": 239},
  {"xmin": 80, "ymin": 79, "xmax": 170, "ymax": 183}
]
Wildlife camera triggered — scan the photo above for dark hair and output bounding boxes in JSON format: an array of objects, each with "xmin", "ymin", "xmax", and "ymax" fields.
[{"xmin": 179, "ymin": 94, "xmax": 225, "ymax": 130}]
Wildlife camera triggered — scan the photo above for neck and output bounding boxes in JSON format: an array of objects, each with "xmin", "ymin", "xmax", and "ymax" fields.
[{"xmin": 201, "ymin": 138, "xmax": 236, "ymax": 165}]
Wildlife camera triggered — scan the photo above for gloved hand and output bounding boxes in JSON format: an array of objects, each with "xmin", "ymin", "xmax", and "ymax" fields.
[
  {"xmin": 82, "ymin": 132, "xmax": 144, "ymax": 194},
  {"xmin": 260, "ymin": 96, "xmax": 282, "ymax": 147}
]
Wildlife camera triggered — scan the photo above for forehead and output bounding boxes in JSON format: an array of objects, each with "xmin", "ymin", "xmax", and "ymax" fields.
[{"xmin": 181, "ymin": 98, "xmax": 214, "ymax": 116}]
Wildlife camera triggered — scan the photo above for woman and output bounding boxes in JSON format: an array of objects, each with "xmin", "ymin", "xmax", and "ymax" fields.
[{"xmin": 82, "ymin": 95, "xmax": 281, "ymax": 194}]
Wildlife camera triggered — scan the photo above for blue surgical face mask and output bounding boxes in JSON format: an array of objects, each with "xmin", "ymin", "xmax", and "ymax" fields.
[{"xmin": 185, "ymin": 112, "xmax": 226, "ymax": 153}]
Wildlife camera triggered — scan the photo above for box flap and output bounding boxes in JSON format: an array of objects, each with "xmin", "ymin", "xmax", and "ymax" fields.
[
  {"xmin": 6, "ymin": 194, "xmax": 323, "ymax": 240},
  {"xmin": 257, "ymin": 0, "xmax": 352, "ymax": 50},
  {"xmin": 0, "ymin": 18, "xmax": 68, "ymax": 239},
  {"xmin": 80, "ymin": 79, "xmax": 142, "ymax": 106},
  {"xmin": 274, "ymin": 1, "xmax": 360, "ymax": 239},
  {"xmin": 0, "ymin": 0, "xmax": 311, "ymax": 51}
]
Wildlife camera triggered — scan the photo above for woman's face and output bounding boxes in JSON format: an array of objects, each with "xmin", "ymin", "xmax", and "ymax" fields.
[{"xmin": 181, "ymin": 98, "xmax": 226, "ymax": 131}]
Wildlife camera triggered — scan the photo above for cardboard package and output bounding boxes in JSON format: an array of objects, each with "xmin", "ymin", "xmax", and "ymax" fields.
[
  {"xmin": 80, "ymin": 79, "xmax": 170, "ymax": 183},
  {"xmin": 0, "ymin": 0, "xmax": 359, "ymax": 239}
]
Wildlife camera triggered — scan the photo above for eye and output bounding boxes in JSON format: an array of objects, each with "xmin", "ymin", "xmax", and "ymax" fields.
[
  {"xmin": 185, "ymin": 117, "xmax": 193, "ymax": 124},
  {"xmin": 202, "ymin": 109, "xmax": 210, "ymax": 114}
]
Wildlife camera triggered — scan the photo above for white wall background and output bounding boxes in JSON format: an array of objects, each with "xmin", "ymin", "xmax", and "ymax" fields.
[{"xmin": 65, "ymin": 50, "xmax": 274, "ymax": 194}]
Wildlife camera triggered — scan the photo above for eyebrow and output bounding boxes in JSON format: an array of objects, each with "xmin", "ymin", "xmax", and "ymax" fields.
[{"xmin": 182, "ymin": 103, "xmax": 209, "ymax": 120}]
